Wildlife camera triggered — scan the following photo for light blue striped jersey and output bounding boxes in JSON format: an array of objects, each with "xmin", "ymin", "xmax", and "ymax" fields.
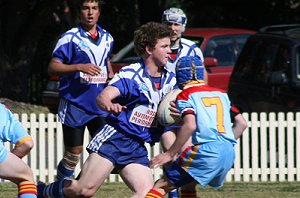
[
  {"xmin": 166, "ymin": 38, "xmax": 204, "ymax": 73},
  {"xmin": 176, "ymin": 83, "xmax": 237, "ymax": 145},
  {"xmin": 52, "ymin": 24, "xmax": 114, "ymax": 115},
  {"xmin": 107, "ymin": 60, "xmax": 177, "ymax": 143}
]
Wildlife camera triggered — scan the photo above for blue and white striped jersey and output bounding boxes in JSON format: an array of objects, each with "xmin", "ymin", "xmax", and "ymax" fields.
[
  {"xmin": 52, "ymin": 24, "xmax": 114, "ymax": 115},
  {"xmin": 107, "ymin": 60, "xmax": 177, "ymax": 143},
  {"xmin": 166, "ymin": 38, "xmax": 204, "ymax": 73}
]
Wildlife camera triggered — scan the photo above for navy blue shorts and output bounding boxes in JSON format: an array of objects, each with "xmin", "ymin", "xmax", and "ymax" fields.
[{"xmin": 86, "ymin": 124, "xmax": 149, "ymax": 170}]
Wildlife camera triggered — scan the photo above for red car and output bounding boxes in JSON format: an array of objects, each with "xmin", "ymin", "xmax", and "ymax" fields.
[
  {"xmin": 111, "ymin": 28, "xmax": 255, "ymax": 90},
  {"xmin": 42, "ymin": 28, "xmax": 255, "ymax": 112}
]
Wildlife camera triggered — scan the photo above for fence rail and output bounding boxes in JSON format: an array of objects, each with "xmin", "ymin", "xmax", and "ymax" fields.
[{"xmin": 2, "ymin": 112, "xmax": 300, "ymax": 183}]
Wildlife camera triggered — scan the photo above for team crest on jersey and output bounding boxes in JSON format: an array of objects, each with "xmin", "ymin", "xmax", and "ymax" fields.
[
  {"xmin": 139, "ymin": 83, "xmax": 149, "ymax": 92},
  {"xmin": 77, "ymin": 40, "xmax": 90, "ymax": 51}
]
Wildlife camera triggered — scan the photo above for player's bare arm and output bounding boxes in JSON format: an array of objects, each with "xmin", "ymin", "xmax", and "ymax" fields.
[
  {"xmin": 107, "ymin": 60, "xmax": 114, "ymax": 80},
  {"xmin": 232, "ymin": 114, "xmax": 248, "ymax": 139},
  {"xmin": 96, "ymin": 85, "xmax": 127, "ymax": 113},
  {"xmin": 48, "ymin": 58, "xmax": 101, "ymax": 76},
  {"xmin": 151, "ymin": 114, "xmax": 196, "ymax": 168}
]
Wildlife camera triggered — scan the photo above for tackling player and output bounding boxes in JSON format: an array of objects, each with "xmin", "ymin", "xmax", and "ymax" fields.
[{"xmin": 145, "ymin": 56, "xmax": 247, "ymax": 198}]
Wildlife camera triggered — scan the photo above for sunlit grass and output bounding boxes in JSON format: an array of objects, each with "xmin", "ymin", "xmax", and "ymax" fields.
[{"xmin": 1, "ymin": 181, "xmax": 300, "ymax": 197}]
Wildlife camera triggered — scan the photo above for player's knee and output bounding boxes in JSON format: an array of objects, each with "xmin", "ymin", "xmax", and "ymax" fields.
[
  {"xmin": 68, "ymin": 181, "xmax": 98, "ymax": 198},
  {"xmin": 77, "ymin": 187, "xmax": 98, "ymax": 198},
  {"xmin": 131, "ymin": 184, "xmax": 153, "ymax": 197},
  {"xmin": 13, "ymin": 169, "xmax": 35, "ymax": 184}
]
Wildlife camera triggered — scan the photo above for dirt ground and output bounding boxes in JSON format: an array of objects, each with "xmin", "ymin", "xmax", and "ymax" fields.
[{"xmin": 0, "ymin": 98, "xmax": 50, "ymax": 114}]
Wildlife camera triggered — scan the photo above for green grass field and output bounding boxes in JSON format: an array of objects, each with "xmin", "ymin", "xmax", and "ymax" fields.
[{"xmin": 1, "ymin": 181, "xmax": 300, "ymax": 197}]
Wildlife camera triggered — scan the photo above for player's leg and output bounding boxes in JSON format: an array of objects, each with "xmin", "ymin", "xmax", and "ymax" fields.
[
  {"xmin": 145, "ymin": 176, "xmax": 176, "ymax": 198},
  {"xmin": 120, "ymin": 163, "xmax": 154, "ymax": 198},
  {"xmin": 180, "ymin": 181, "xmax": 198, "ymax": 198},
  {"xmin": 64, "ymin": 153, "xmax": 114, "ymax": 197},
  {"xmin": 160, "ymin": 129, "xmax": 177, "ymax": 152},
  {"xmin": 56, "ymin": 124, "xmax": 85, "ymax": 180},
  {"xmin": 38, "ymin": 153, "xmax": 114, "ymax": 198},
  {"xmin": 146, "ymin": 158, "xmax": 195, "ymax": 198},
  {"xmin": 161, "ymin": 128, "xmax": 195, "ymax": 198},
  {"xmin": 160, "ymin": 130, "xmax": 180, "ymax": 198},
  {"xmin": 86, "ymin": 116, "xmax": 106, "ymax": 137},
  {"xmin": 0, "ymin": 151, "xmax": 37, "ymax": 198}
]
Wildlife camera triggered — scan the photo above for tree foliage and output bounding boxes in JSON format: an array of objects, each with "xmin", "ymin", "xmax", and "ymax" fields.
[{"xmin": 1, "ymin": 0, "xmax": 300, "ymax": 104}]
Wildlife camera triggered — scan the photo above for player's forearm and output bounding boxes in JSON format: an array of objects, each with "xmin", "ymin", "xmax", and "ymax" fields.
[
  {"xmin": 48, "ymin": 58, "xmax": 81, "ymax": 76},
  {"xmin": 168, "ymin": 117, "xmax": 195, "ymax": 156},
  {"xmin": 232, "ymin": 114, "xmax": 248, "ymax": 139},
  {"xmin": 96, "ymin": 86, "xmax": 120, "ymax": 112},
  {"xmin": 107, "ymin": 60, "xmax": 114, "ymax": 79}
]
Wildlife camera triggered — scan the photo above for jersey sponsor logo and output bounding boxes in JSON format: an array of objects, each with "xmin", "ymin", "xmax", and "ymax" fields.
[
  {"xmin": 129, "ymin": 105, "xmax": 157, "ymax": 128},
  {"xmin": 80, "ymin": 72, "xmax": 107, "ymax": 84}
]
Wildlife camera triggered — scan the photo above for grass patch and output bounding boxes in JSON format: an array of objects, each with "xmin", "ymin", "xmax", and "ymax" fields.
[{"xmin": 1, "ymin": 181, "xmax": 300, "ymax": 197}]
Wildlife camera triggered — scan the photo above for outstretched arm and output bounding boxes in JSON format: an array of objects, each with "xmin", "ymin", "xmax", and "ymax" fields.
[{"xmin": 150, "ymin": 114, "xmax": 196, "ymax": 168}]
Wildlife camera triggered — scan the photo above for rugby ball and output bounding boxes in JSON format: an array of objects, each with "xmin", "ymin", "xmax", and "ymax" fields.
[{"xmin": 157, "ymin": 89, "xmax": 182, "ymax": 126}]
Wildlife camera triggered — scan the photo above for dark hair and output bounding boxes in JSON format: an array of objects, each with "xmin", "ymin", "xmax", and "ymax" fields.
[
  {"xmin": 134, "ymin": 22, "xmax": 173, "ymax": 56},
  {"xmin": 78, "ymin": 0, "xmax": 103, "ymax": 11}
]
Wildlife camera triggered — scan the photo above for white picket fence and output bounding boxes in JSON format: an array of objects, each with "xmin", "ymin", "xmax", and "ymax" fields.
[{"xmin": 2, "ymin": 112, "xmax": 300, "ymax": 183}]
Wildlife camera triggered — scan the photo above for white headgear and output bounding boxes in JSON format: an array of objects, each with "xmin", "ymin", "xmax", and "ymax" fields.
[{"xmin": 162, "ymin": 8, "xmax": 187, "ymax": 29}]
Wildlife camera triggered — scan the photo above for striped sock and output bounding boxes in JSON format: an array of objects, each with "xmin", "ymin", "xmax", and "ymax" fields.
[
  {"xmin": 18, "ymin": 183, "xmax": 37, "ymax": 198},
  {"xmin": 39, "ymin": 179, "xmax": 66, "ymax": 198},
  {"xmin": 180, "ymin": 190, "xmax": 197, "ymax": 198},
  {"xmin": 56, "ymin": 161, "xmax": 74, "ymax": 180},
  {"xmin": 168, "ymin": 189, "xmax": 179, "ymax": 198},
  {"xmin": 145, "ymin": 189, "xmax": 163, "ymax": 198}
]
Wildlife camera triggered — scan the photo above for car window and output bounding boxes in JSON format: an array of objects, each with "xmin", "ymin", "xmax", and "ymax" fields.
[
  {"xmin": 233, "ymin": 38, "xmax": 292, "ymax": 85},
  {"xmin": 233, "ymin": 35, "xmax": 252, "ymax": 56},
  {"xmin": 181, "ymin": 35, "xmax": 204, "ymax": 49},
  {"xmin": 204, "ymin": 36, "xmax": 236, "ymax": 67}
]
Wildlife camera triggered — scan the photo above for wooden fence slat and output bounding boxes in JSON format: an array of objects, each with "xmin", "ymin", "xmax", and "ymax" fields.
[
  {"xmin": 260, "ymin": 113, "xmax": 268, "ymax": 181},
  {"xmin": 38, "ymin": 114, "xmax": 46, "ymax": 182},
  {"xmin": 29, "ymin": 113, "xmax": 38, "ymax": 179},
  {"xmin": 269, "ymin": 113, "xmax": 277, "ymax": 182},
  {"xmin": 287, "ymin": 113, "xmax": 295, "ymax": 181},
  {"xmin": 251, "ymin": 113, "xmax": 259, "ymax": 182},
  {"xmin": 47, "ymin": 113, "xmax": 56, "ymax": 183},
  {"xmin": 242, "ymin": 113, "xmax": 250, "ymax": 182},
  {"xmin": 278, "ymin": 113, "xmax": 286, "ymax": 182},
  {"xmin": 296, "ymin": 112, "xmax": 300, "ymax": 181}
]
